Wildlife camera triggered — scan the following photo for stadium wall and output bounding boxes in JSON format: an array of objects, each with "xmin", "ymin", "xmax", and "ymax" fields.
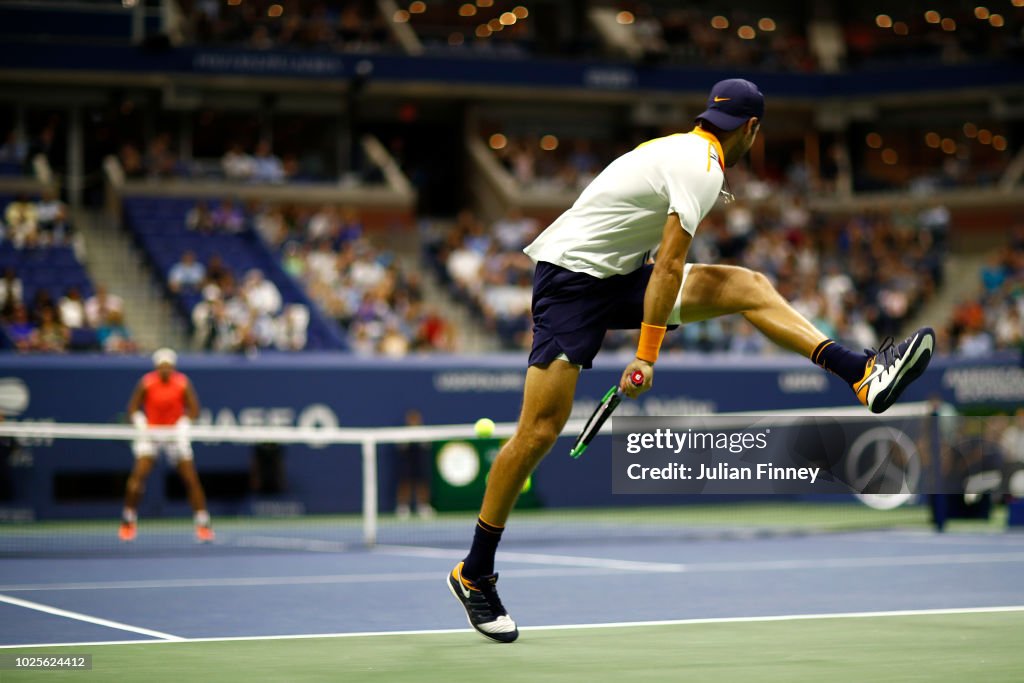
[{"xmin": 1, "ymin": 353, "xmax": 1021, "ymax": 520}]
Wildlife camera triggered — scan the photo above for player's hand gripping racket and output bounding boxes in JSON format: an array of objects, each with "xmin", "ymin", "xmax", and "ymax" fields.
[{"xmin": 569, "ymin": 370, "xmax": 644, "ymax": 459}]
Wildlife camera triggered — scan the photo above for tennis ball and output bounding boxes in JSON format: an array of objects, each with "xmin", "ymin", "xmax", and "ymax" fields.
[{"xmin": 474, "ymin": 418, "xmax": 495, "ymax": 438}]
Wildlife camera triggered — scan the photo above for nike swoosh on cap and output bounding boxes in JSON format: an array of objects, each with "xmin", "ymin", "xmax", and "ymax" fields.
[{"xmin": 714, "ymin": 96, "xmax": 731, "ymax": 102}]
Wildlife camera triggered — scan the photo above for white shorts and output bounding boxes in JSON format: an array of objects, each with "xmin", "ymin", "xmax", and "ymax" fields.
[{"xmin": 132, "ymin": 435, "xmax": 193, "ymax": 463}]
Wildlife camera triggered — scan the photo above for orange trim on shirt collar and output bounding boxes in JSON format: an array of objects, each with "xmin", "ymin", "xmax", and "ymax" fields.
[{"xmin": 690, "ymin": 127, "xmax": 725, "ymax": 172}]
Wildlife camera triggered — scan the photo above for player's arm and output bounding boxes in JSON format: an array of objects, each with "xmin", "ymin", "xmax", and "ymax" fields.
[
  {"xmin": 183, "ymin": 380, "xmax": 200, "ymax": 421},
  {"xmin": 127, "ymin": 380, "xmax": 147, "ymax": 427},
  {"xmin": 620, "ymin": 212, "xmax": 692, "ymax": 398}
]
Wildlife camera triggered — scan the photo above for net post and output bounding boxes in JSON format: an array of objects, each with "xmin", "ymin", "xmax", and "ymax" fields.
[{"xmin": 361, "ymin": 438, "xmax": 378, "ymax": 547}]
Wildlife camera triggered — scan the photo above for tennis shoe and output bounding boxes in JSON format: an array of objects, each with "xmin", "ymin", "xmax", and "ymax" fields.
[
  {"xmin": 195, "ymin": 525, "xmax": 215, "ymax": 543},
  {"xmin": 447, "ymin": 561, "xmax": 519, "ymax": 643},
  {"xmin": 118, "ymin": 521, "xmax": 137, "ymax": 542},
  {"xmin": 852, "ymin": 327, "xmax": 935, "ymax": 414}
]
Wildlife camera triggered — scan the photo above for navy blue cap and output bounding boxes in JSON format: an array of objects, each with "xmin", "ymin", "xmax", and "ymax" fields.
[{"xmin": 695, "ymin": 78, "xmax": 764, "ymax": 131}]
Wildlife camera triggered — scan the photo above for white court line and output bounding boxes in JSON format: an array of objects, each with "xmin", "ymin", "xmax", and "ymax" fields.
[
  {"xmin": 376, "ymin": 544, "xmax": 685, "ymax": 572},
  {"xmin": 2, "ymin": 605, "xmax": 1022, "ymax": 650},
  {"xmin": 847, "ymin": 532, "xmax": 1024, "ymax": 547},
  {"xmin": 0, "ymin": 594, "xmax": 182, "ymax": 641},
  {"xmin": 4, "ymin": 550, "xmax": 1023, "ymax": 594},
  {"xmin": 380, "ymin": 544, "xmax": 1024, "ymax": 573},
  {"xmin": 0, "ymin": 566, "xmax": 629, "ymax": 593}
]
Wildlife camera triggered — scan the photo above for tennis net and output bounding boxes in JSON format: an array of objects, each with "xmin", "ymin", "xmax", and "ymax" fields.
[{"xmin": 0, "ymin": 404, "xmax": 1017, "ymax": 557}]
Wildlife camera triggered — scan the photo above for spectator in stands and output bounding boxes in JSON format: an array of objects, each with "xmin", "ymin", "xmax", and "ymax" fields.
[
  {"xmin": 96, "ymin": 309, "xmax": 137, "ymax": 354},
  {"xmin": 35, "ymin": 188, "xmax": 71, "ymax": 245},
  {"xmin": 241, "ymin": 269, "xmax": 282, "ymax": 316},
  {"xmin": 275, "ymin": 304, "xmax": 309, "ymax": 351},
  {"xmin": 29, "ymin": 289, "xmax": 56, "ymax": 325},
  {"xmin": 256, "ymin": 206, "xmax": 287, "ymax": 246},
  {"xmin": 4, "ymin": 303, "xmax": 34, "ymax": 351},
  {"xmin": 212, "ymin": 198, "xmax": 245, "ymax": 233},
  {"xmin": 994, "ymin": 306, "xmax": 1023, "ymax": 350},
  {"xmin": 337, "ymin": 207, "xmax": 363, "ymax": 245},
  {"xmin": 415, "ymin": 306, "xmax": 455, "ymax": 352},
  {"xmin": 186, "ymin": 200, "xmax": 215, "ymax": 233},
  {"xmin": 118, "ymin": 143, "xmax": 145, "ymax": 179},
  {"xmin": 202, "ymin": 254, "xmax": 230, "ymax": 290},
  {"xmin": 0, "ymin": 268, "xmax": 22, "ymax": 315},
  {"xmin": 32, "ymin": 307, "xmax": 69, "ymax": 353},
  {"xmin": 193, "ymin": 296, "xmax": 235, "ymax": 352},
  {"xmin": 145, "ymin": 133, "xmax": 180, "ymax": 178},
  {"xmin": 85, "ymin": 284, "xmax": 124, "ymax": 329},
  {"xmin": 981, "ymin": 251, "xmax": 1009, "ymax": 294},
  {"xmin": 280, "ymin": 242, "xmax": 306, "ymax": 278},
  {"xmin": 307, "ymin": 204, "xmax": 338, "ymax": 242},
  {"xmin": 728, "ymin": 319, "xmax": 767, "ymax": 355},
  {"xmin": 222, "ymin": 143, "xmax": 255, "ymax": 181},
  {"xmin": 58, "ymin": 286, "xmax": 87, "ymax": 329},
  {"xmin": 378, "ymin": 320, "xmax": 410, "ymax": 357},
  {"xmin": 493, "ymin": 208, "xmax": 538, "ymax": 252},
  {"xmin": 957, "ymin": 320, "xmax": 995, "ymax": 357},
  {"xmin": 4, "ymin": 194, "xmax": 38, "ymax": 249},
  {"xmin": 168, "ymin": 250, "xmax": 206, "ymax": 294},
  {"xmin": 251, "ymin": 141, "xmax": 286, "ymax": 184}
]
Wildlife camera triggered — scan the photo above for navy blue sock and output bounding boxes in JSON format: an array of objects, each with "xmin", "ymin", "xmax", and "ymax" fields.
[
  {"xmin": 462, "ymin": 517, "xmax": 504, "ymax": 580},
  {"xmin": 812, "ymin": 339, "xmax": 867, "ymax": 385}
]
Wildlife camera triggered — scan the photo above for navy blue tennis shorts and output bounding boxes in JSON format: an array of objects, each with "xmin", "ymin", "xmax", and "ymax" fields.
[{"xmin": 529, "ymin": 261, "xmax": 666, "ymax": 369}]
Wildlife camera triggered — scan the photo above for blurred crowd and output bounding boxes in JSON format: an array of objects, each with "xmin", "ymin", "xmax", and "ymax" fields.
[
  {"xmin": 427, "ymin": 208, "xmax": 536, "ymax": 350},
  {"xmin": 174, "ymin": 1, "xmax": 1022, "ymax": 70},
  {"xmin": 947, "ymin": 226, "xmax": 1024, "ymax": 356},
  {"xmin": 428, "ymin": 193, "xmax": 949, "ymax": 356},
  {"xmin": 615, "ymin": 6, "xmax": 817, "ymax": 71},
  {"xmin": 181, "ymin": 0, "xmax": 391, "ymax": 52},
  {"xmin": 162, "ymin": 240, "xmax": 309, "ymax": 354},
  {"xmin": 117, "ymin": 137, "xmax": 321, "ymax": 183},
  {"xmin": 1, "ymin": 274, "xmax": 136, "ymax": 354},
  {"xmin": 491, "ymin": 137, "xmax": 622, "ymax": 195},
  {"xmin": 261, "ymin": 204, "xmax": 455, "ymax": 355},
  {"xmin": 0, "ymin": 193, "xmax": 134, "ymax": 354},
  {"xmin": 175, "ymin": 200, "xmax": 455, "ymax": 355},
  {"xmin": 1, "ymin": 191, "xmax": 75, "ymax": 250}
]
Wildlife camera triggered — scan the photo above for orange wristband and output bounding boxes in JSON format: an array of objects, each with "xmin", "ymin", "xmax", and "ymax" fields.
[{"xmin": 636, "ymin": 322, "xmax": 667, "ymax": 364}]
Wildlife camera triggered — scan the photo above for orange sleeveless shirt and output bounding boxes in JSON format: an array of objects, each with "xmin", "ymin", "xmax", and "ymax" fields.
[{"xmin": 142, "ymin": 371, "xmax": 188, "ymax": 425}]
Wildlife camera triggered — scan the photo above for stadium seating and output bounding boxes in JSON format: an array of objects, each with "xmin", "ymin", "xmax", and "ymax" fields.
[
  {"xmin": 0, "ymin": 194, "xmax": 98, "ymax": 351},
  {"xmin": 122, "ymin": 196, "xmax": 347, "ymax": 351}
]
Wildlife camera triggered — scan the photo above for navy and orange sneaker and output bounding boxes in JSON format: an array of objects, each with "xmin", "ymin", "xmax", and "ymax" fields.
[
  {"xmin": 195, "ymin": 525, "xmax": 215, "ymax": 543},
  {"xmin": 447, "ymin": 561, "xmax": 519, "ymax": 643},
  {"xmin": 852, "ymin": 327, "xmax": 936, "ymax": 414}
]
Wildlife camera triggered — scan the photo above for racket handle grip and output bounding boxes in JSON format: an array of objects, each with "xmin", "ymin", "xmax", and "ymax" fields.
[{"xmin": 629, "ymin": 370, "xmax": 645, "ymax": 387}]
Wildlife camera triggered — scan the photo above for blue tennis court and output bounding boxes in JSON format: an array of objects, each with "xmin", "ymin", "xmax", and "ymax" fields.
[{"xmin": 2, "ymin": 525, "xmax": 1022, "ymax": 647}]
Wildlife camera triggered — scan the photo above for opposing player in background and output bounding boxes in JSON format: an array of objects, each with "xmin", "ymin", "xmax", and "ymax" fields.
[
  {"xmin": 447, "ymin": 78, "xmax": 935, "ymax": 642},
  {"xmin": 119, "ymin": 348, "xmax": 214, "ymax": 543}
]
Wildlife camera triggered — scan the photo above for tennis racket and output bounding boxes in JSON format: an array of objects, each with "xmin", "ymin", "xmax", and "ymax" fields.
[{"xmin": 569, "ymin": 370, "xmax": 644, "ymax": 459}]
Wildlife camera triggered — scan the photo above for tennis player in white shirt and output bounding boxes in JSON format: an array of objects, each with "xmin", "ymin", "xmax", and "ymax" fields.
[{"xmin": 447, "ymin": 78, "xmax": 936, "ymax": 643}]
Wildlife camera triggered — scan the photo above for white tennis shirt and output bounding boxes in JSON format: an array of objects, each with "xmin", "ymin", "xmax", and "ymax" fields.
[{"xmin": 524, "ymin": 129, "xmax": 725, "ymax": 278}]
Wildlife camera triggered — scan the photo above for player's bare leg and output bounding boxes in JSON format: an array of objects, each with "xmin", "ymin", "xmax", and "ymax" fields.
[
  {"xmin": 448, "ymin": 359, "xmax": 579, "ymax": 643},
  {"xmin": 677, "ymin": 265, "xmax": 826, "ymax": 354},
  {"xmin": 678, "ymin": 264, "xmax": 934, "ymax": 413},
  {"xmin": 119, "ymin": 456, "xmax": 155, "ymax": 541},
  {"xmin": 479, "ymin": 360, "xmax": 579, "ymax": 527},
  {"xmin": 177, "ymin": 460, "xmax": 214, "ymax": 542}
]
